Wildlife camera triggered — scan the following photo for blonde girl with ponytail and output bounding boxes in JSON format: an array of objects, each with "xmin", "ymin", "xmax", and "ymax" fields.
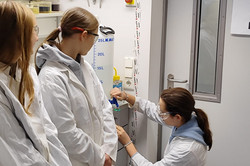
[{"xmin": 36, "ymin": 7, "xmax": 117, "ymax": 166}]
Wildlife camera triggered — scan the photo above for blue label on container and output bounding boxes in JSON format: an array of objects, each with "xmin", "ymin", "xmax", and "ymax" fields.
[
  {"xmin": 98, "ymin": 52, "xmax": 105, "ymax": 56},
  {"xmin": 98, "ymin": 38, "xmax": 114, "ymax": 42},
  {"xmin": 97, "ymin": 66, "xmax": 104, "ymax": 70},
  {"xmin": 113, "ymin": 82, "xmax": 122, "ymax": 90}
]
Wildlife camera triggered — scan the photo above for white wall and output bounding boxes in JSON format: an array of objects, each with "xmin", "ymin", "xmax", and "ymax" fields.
[
  {"xmin": 160, "ymin": 0, "xmax": 250, "ymax": 165},
  {"xmin": 199, "ymin": 0, "xmax": 250, "ymax": 165}
]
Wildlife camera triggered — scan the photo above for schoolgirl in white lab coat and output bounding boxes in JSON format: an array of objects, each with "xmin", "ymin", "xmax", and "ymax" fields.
[
  {"xmin": 0, "ymin": 1, "xmax": 72, "ymax": 166},
  {"xmin": 36, "ymin": 7, "xmax": 117, "ymax": 166},
  {"xmin": 111, "ymin": 87, "xmax": 213, "ymax": 166}
]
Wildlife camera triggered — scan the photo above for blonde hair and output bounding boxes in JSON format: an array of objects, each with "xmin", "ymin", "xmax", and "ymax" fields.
[
  {"xmin": 36, "ymin": 7, "xmax": 99, "ymax": 73},
  {"xmin": 43, "ymin": 7, "xmax": 98, "ymax": 46},
  {"xmin": 0, "ymin": 1, "xmax": 35, "ymax": 115}
]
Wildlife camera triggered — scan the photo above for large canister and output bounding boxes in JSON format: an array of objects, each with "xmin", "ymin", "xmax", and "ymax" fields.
[{"xmin": 84, "ymin": 26, "xmax": 115, "ymax": 97}]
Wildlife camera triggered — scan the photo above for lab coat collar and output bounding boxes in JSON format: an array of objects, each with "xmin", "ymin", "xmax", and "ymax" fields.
[
  {"xmin": 169, "ymin": 114, "xmax": 207, "ymax": 146},
  {"xmin": 36, "ymin": 44, "xmax": 86, "ymax": 87}
]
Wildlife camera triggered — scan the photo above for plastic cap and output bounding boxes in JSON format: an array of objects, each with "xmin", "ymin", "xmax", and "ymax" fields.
[
  {"xmin": 113, "ymin": 75, "xmax": 120, "ymax": 81},
  {"xmin": 113, "ymin": 67, "xmax": 120, "ymax": 81}
]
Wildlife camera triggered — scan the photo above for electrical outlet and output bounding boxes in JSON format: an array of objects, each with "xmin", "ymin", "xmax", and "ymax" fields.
[
  {"xmin": 124, "ymin": 57, "xmax": 135, "ymax": 91},
  {"xmin": 123, "ymin": 78, "xmax": 134, "ymax": 91}
]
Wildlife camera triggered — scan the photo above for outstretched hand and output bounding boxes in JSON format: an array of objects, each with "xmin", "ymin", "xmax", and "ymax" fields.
[
  {"xmin": 116, "ymin": 125, "xmax": 138, "ymax": 157},
  {"xmin": 110, "ymin": 88, "xmax": 126, "ymax": 101},
  {"xmin": 116, "ymin": 125, "xmax": 131, "ymax": 145}
]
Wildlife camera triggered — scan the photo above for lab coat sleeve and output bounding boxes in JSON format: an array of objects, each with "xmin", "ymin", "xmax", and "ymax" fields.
[
  {"xmin": 100, "ymin": 91, "xmax": 118, "ymax": 162},
  {"xmin": 130, "ymin": 140, "xmax": 199, "ymax": 166},
  {"xmin": 0, "ymin": 92, "xmax": 49, "ymax": 166},
  {"xmin": 40, "ymin": 75, "xmax": 105, "ymax": 166},
  {"xmin": 131, "ymin": 97, "xmax": 166, "ymax": 125},
  {"xmin": 30, "ymin": 65, "xmax": 72, "ymax": 166}
]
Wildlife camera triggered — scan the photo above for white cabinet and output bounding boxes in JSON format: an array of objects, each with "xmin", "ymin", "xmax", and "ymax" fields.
[
  {"xmin": 37, "ymin": 17, "xmax": 57, "ymax": 38},
  {"xmin": 36, "ymin": 12, "xmax": 63, "ymax": 38},
  {"xmin": 31, "ymin": 12, "xmax": 63, "ymax": 65}
]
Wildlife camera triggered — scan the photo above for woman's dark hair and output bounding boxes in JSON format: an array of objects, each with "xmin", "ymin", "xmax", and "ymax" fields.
[{"xmin": 160, "ymin": 87, "xmax": 213, "ymax": 150}]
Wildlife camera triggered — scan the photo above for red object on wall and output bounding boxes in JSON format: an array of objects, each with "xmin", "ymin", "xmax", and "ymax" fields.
[{"xmin": 125, "ymin": 0, "xmax": 132, "ymax": 3}]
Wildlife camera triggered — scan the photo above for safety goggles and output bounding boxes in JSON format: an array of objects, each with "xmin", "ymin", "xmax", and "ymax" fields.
[
  {"xmin": 156, "ymin": 103, "xmax": 171, "ymax": 117},
  {"xmin": 72, "ymin": 27, "xmax": 99, "ymax": 43},
  {"xmin": 34, "ymin": 25, "xmax": 39, "ymax": 35}
]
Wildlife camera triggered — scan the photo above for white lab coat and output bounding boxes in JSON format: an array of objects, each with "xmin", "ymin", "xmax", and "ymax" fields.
[
  {"xmin": 129, "ymin": 97, "xmax": 207, "ymax": 166},
  {"xmin": 38, "ymin": 57, "xmax": 118, "ymax": 166},
  {"xmin": 0, "ymin": 65, "xmax": 72, "ymax": 166}
]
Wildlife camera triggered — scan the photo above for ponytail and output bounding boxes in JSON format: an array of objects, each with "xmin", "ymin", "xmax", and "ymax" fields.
[
  {"xmin": 44, "ymin": 28, "xmax": 61, "ymax": 46},
  {"xmin": 35, "ymin": 7, "xmax": 99, "ymax": 75},
  {"xmin": 194, "ymin": 108, "xmax": 213, "ymax": 151},
  {"xmin": 35, "ymin": 28, "xmax": 61, "ymax": 74}
]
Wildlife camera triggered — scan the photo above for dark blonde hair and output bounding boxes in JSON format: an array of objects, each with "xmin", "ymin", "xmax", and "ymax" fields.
[
  {"xmin": 35, "ymin": 7, "xmax": 99, "ymax": 73},
  {"xmin": 43, "ymin": 7, "xmax": 98, "ymax": 46},
  {"xmin": 161, "ymin": 87, "xmax": 213, "ymax": 150},
  {"xmin": 0, "ymin": 1, "xmax": 35, "ymax": 115}
]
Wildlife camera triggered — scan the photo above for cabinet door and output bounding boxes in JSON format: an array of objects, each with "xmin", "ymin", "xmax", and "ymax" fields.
[{"xmin": 37, "ymin": 17, "xmax": 57, "ymax": 38}]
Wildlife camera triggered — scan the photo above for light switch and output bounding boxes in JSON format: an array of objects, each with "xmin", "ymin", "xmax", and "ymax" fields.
[
  {"xmin": 125, "ymin": 58, "xmax": 133, "ymax": 68},
  {"xmin": 125, "ymin": 68, "xmax": 133, "ymax": 78}
]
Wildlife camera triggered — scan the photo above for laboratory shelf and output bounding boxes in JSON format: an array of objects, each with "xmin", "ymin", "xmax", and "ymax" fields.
[{"xmin": 35, "ymin": 12, "xmax": 63, "ymax": 18}]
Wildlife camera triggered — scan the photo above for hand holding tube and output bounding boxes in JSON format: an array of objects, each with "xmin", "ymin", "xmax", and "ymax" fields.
[
  {"xmin": 110, "ymin": 88, "xmax": 135, "ymax": 106},
  {"xmin": 110, "ymin": 87, "xmax": 125, "ymax": 100},
  {"xmin": 116, "ymin": 125, "xmax": 137, "ymax": 157},
  {"xmin": 116, "ymin": 125, "xmax": 131, "ymax": 145}
]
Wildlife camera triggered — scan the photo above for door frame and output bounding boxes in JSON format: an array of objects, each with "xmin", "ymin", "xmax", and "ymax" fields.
[{"xmin": 157, "ymin": 0, "xmax": 168, "ymax": 160}]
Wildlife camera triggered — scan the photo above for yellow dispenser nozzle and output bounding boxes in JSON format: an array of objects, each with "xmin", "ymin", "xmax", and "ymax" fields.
[{"xmin": 113, "ymin": 67, "xmax": 120, "ymax": 81}]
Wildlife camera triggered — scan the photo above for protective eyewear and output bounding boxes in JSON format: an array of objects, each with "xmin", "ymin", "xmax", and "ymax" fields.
[
  {"xmin": 34, "ymin": 25, "xmax": 39, "ymax": 35},
  {"xmin": 156, "ymin": 103, "xmax": 171, "ymax": 117},
  {"xmin": 71, "ymin": 27, "xmax": 99, "ymax": 43},
  {"xmin": 88, "ymin": 31, "xmax": 99, "ymax": 43}
]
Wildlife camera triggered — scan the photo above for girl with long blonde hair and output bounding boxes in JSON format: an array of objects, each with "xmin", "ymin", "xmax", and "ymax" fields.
[{"xmin": 0, "ymin": 1, "xmax": 71, "ymax": 165}]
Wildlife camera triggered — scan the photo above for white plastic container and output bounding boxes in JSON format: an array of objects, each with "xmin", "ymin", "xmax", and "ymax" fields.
[{"xmin": 85, "ymin": 25, "xmax": 115, "ymax": 97}]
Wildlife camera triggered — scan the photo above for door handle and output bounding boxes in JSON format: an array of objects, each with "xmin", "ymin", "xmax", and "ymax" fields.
[{"xmin": 167, "ymin": 74, "xmax": 188, "ymax": 89}]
